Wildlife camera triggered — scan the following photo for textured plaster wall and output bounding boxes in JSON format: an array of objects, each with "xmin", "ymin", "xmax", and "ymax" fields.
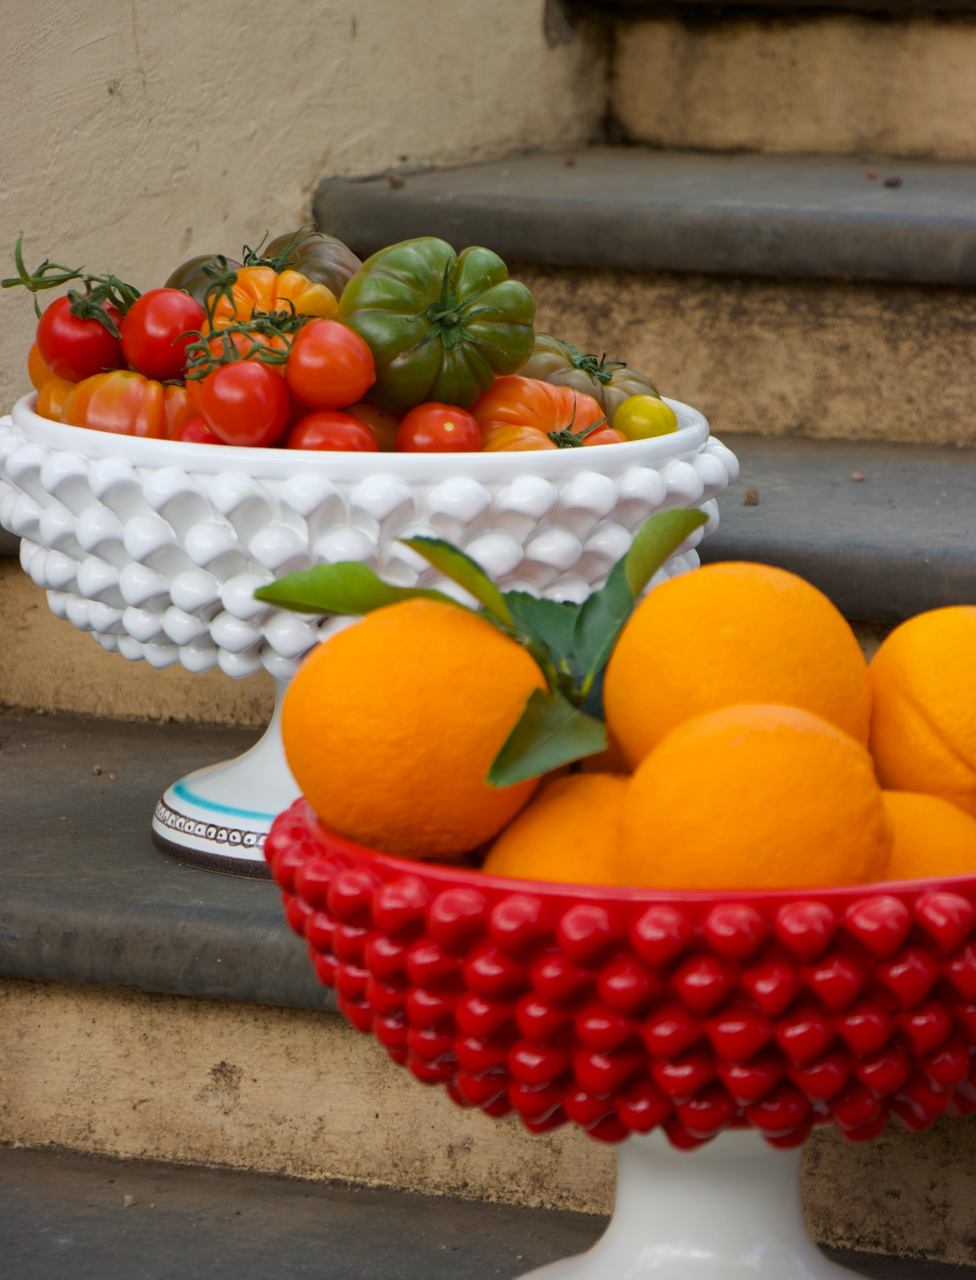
[
  {"xmin": 3, "ymin": 978, "xmax": 976, "ymax": 1264},
  {"xmin": 0, "ymin": 0, "xmax": 606, "ymax": 415},
  {"xmin": 613, "ymin": 13, "xmax": 976, "ymax": 160},
  {"xmin": 522, "ymin": 265, "xmax": 976, "ymax": 447}
]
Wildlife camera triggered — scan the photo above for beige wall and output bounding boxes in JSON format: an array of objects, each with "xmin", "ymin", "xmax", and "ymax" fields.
[
  {"xmin": 0, "ymin": 0, "xmax": 606, "ymax": 415},
  {"xmin": 613, "ymin": 13, "xmax": 976, "ymax": 160}
]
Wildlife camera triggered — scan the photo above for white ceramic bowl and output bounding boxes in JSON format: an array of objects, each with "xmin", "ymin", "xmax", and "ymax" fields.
[{"xmin": 0, "ymin": 392, "xmax": 737, "ymax": 874}]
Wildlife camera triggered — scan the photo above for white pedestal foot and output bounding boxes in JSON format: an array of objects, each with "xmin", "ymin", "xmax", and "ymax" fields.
[
  {"xmin": 152, "ymin": 676, "xmax": 300, "ymax": 877},
  {"xmin": 521, "ymin": 1129, "xmax": 859, "ymax": 1279}
]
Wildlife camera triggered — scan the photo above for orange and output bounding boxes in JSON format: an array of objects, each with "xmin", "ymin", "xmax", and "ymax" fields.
[
  {"xmin": 604, "ymin": 562, "xmax": 870, "ymax": 769},
  {"xmin": 883, "ymin": 790, "xmax": 976, "ymax": 880},
  {"xmin": 482, "ymin": 773, "xmax": 627, "ymax": 885},
  {"xmin": 870, "ymin": 607, "xmax": 976, "ymax": 817},
  {"xmin": 282, "ymin": 600, "xmax": 545, "ymax": 859},
  {"xmin": 618, "ymin": 704, "xmax": 891, "ymax": 891}
]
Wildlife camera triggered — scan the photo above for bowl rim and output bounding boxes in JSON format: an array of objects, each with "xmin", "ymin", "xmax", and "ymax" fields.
[
  {"xmin": 8, "ymin": 392, "xmax": 710, "ymax": 483},
  {"xmin": 301, "ymin": 805, "xmax": 976, "ymax": 913}
]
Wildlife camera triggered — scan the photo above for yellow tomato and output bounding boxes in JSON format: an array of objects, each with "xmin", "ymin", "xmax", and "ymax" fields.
[{"xmin": 612, "ymin": 394, "xmax": 678, "ymax": 440}]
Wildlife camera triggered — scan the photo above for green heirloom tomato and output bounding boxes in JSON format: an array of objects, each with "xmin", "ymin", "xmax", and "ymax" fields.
[
  {"xmin": 337, "ymin": 237, "xmax": 535, "ymax": 415},
  {"xmin": 518, "ymin": 333, "xmax": 658, "ymax": 422},
  {"xmin": 164, "ymin": 255, "xmax": 243, "ymax": 308},
  {"xmin": 261, "ymin": 231, "xmax": 362, "ymax": 301}
]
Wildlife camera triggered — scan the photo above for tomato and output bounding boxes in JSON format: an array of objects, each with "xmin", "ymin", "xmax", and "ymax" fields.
[
  {"xmin": 35, "ymin": 376, "xmax": 76, "ymax": 423},
  {"xmin": 583, "ymin": 426, "xmax": 627, "ymax": 446},
  {"xmin": 285, "ymin": 319, "xmax": 375, "ymax": 409},
  {"xmin": 120, "ymin": 288, "xmax": 206, "ymax": 381},
  {"xmin": 261, "ymin": 230, "xmax": 362, "ymax": 300},
  {"xmin": 396, "ymin": 402, "xmax": 481, "ymax": 453},
  {"xmin": 472, "ymin": 376, "xmax": 606, "ymax": 450},
  {"xmin": 481, "ymin": 424, "xmax": 556, "ymax": 453},
  {"xmin": 208, "ymin": 265, "xmax": 337, "ymax": 330},
  {"xmin": 28, "ymin": 342, "xmax": 56, "ymax": 391},
  {"xmin": 171, "ymin": 416, "xmax": 221, "ymax": 444},
  {"xmin": 287, "ymin": 411, "xmax": 378, "ymax": 452},
  {"xmin": 611, "ymin": 395, "xmax": 678, "ymax": 440},
  {"xmin": 199, "ymin": 361, "xmax": 290, "ymax": 447},
  {"xmin": 62, "ymin": 370, "xmax": 167, "ymax": 438},
  {"xmin": 163, "ymin": 383, "xmax": 196, "ymax": 438},
  {"xmin": 519, "ymin": 334, "xmax": 658, "ymax": 420},
  {"xmin": 345, "ymin": 403, "xmax": 399, "ymax": 452},
  {"xmin": 36, "ymin": 296, "xmax": 125, "ymax": 382}
]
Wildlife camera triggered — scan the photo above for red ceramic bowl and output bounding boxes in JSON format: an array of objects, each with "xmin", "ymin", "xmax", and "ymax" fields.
[{"xmin": 266, "ymin": 799, "xmax": 976, "ymax": 1151}]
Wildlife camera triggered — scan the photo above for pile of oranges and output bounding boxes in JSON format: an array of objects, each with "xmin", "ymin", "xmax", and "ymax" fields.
[{"xmin": 281, "ymin": 562, "xmax": 976, "ymax": 892}]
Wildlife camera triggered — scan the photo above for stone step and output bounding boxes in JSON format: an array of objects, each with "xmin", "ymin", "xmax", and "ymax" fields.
[
  {"xmin": 4, "ymin": 711, "xmax": 976, "ymax": 1272},
  {"xmin": 3, "ymin": 1145, "xmax": 961, "ymax": 1280}
]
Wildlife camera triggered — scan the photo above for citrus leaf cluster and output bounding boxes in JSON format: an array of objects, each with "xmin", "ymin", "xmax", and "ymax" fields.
[{"xmin": 255, "ymin": 507, "xmax": 707, "ymax": 787}]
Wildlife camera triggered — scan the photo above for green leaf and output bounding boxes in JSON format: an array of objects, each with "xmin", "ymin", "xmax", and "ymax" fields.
[
  {"xmin": 488, "ymin": 688, "xmax": 607, "ymax": 788},
  {"xmin": 624, "ymin": 507, "xmax": 708, "ymax": 599},
  {"xmin": 573, "ymin": 507, "xmax": 709, "ymax": 686},
  {"xmin": 254, "ymin": 561, "xmax": 459, "ymax": 615},
  {"xmin": 504, "ymin": 592, "xmax": 580, "ymax": 673},
  {"xmin": 400, "ymin": 536, "xmax": 513, "ymax": 627}
]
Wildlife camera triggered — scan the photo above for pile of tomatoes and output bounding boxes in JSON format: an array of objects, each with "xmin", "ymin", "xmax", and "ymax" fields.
[{"xmin": 13, "ymin": 230, "xmax": 678, "ymax": 453}]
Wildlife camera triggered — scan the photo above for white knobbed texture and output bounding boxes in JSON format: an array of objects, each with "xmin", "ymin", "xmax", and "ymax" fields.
[{"xmin": 0, "ymin": 398, "xmax": 732, "ymax": 679}]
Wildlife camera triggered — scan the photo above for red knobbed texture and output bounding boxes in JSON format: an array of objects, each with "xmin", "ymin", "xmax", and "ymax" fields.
[
  {"xmin": 672, "ymin": 954, "xmax": 733, "ymax": 1016},
  {"xmin": 630, "ymin": 905, "xmax": 696, "ymax": 968},
  {"xmin": 739, "ymin": 956, "xmax": 802, "ymax": 1018},
  {"xmin": 801, "ymin": 952, "xmax": 867, "ymax": 1012},
  {"xmin": 774, "ymin": 901, "xmax": 837, "ymax": 961},
  {"xmin": 915, "ymin": 892, "xmax": 976, "ymax": 955},
  {"xmin": 597, "ymin": 955, "xmax": 663, "ymax": 1014},
  {"xmin": 844, "ymin": 897, "xmax": 913, "ymax": 957},
  {"xmin": 427, "ymin": 887, "xmax": 489, "ymax": 953},
  {"xmin": 490, "ymin": 895, "xmax": 554, "ymax": 956},
  {"xmin": 266, "ymin": 801, "xmax": 976, "ymax": 1149},
  {"xmin": 704, "ymin": 904, "xmax": 767, "ymax": 960},
  {"xmin": 876, "ymin": 947, "xmax": 939, "ymax": 1009},
  {"xmin": 558, "ymin": 903, "xmax": 623, "ymax": 965}
]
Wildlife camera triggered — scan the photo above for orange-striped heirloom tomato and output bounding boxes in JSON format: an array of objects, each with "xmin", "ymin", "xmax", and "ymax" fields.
[
  {"xmin": 345, "ymin": 402, "xmax": 399, "ymax": 452},
  {"xmin": 284, "ymin": 320, "xmax": 375, "ymax": 409},
  {"xmin": 199, "ymin": 361, "xmax": 290, "ymax": 448},
  {"xmin": 28, "ymin": 342, "xmax": 56, "ymax": 391},
  {"xmin": 170, "ymin": 416, "xmax": 221, "ymax": 444},
  {"xmin": 163, "ymin": 383, "xmax": 196, "ymax": 438},
  {"xmin": 208, "ymin": 266, "xmax": 337, "ymax": 330},
  {"xmin": 471, "ymin": 376, "xmax": 606, "ymax": 451},
  {"xmin": 35, "ymin": 376, "xmax": 76, "ymax": 422},
  {"xmin": 396, "ymin": 402, "xmax": 481, "ymax": 453},
  {"xmin": 62, "ymin": 370, "xmax": 167, "ymax": 438},
  {"xmin": 287, "ymin": 411, "xmax": 378, "ymax": 452}
]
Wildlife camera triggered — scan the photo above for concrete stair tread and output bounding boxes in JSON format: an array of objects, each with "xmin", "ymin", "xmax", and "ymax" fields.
[
  {"xmin": 702, "ymin": 435, "xmax": 976, "ymax": 620},
  {"xmin": 0, "ymin": 1145, "xmax": 968, "ymax": 1280},
  {"xmin": 315, "ymin": 147, "xmax": 976, "ymax": 283},
  {"xmin": 0, "ymin": 711, "xmax": 330, "ymax": 1011}
]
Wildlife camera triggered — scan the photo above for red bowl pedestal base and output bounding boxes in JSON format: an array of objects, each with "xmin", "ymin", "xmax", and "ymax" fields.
[{"xmin": 525, "ymin": 1128, "xmax": 855, "ymax": 1278}]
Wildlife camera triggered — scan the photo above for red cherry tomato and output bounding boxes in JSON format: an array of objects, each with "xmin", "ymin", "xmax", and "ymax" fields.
[
  {"xmin": 396, "ymin": 402, "xmax": 481, "ymax": 453},
  {"xmin": 171, "ymin": 416, "xmax": 221, "ymax": 444},
  {"xmin": 200, "ymin": 361, "xmax": 290, "ymax": 447},
  {"xmin": 285, "ymin": 320, "xmax": 375, "ymax": 409},
  {"xmin": 36, "ymin": 296, "xmax": 125, "ymax": 382},
  {"xmin": 120, "ymin": 288, "xmax": 206, "ymax": 381},
  {"xmin": 287, "ymin": 411, "xmax": 378, "ymax": 452}
]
